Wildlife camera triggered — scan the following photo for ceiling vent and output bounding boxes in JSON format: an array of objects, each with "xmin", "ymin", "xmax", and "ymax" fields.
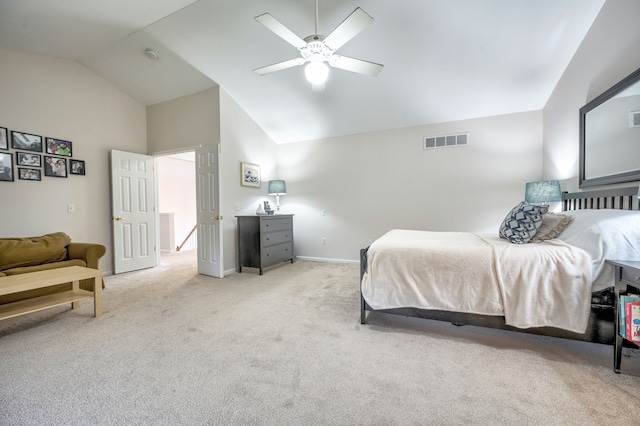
[
  {"xmin": 423, "ymin": 133, "xmax": 469, "ymax": 150},
  {"xmin": 630, "ymin": 111, "xmax": 640, "ymax": 128}
]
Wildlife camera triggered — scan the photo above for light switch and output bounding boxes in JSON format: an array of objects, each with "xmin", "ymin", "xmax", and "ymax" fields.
[{"xmin": 67, "ymin": 203, "xmax": 75, "ymax": 213}]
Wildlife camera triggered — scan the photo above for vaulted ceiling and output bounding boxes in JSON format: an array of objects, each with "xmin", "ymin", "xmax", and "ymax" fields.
[{"xmin": 0, "ymin": 0, "xmax": 606, "ymax": 143}]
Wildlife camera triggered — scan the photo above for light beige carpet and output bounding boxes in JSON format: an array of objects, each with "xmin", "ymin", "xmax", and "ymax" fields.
[{"xmin": 1, "ymin": 251, "xmax": 639, "ymax": 425}]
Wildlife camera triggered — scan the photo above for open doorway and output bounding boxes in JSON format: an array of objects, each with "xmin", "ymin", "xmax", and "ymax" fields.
[{"xmin": 156, "ymin": 151, "xmax": 197, "ymax": 265}]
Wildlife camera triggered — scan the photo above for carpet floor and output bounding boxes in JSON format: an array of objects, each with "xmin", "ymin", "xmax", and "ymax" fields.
[{"xmin": 1, "ymin": 251, "xmax": 639, "ymax": 425}]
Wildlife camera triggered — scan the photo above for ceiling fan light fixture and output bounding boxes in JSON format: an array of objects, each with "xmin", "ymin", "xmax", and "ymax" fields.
[{"xmin": 305, "ymin": 61, "xmax": 329, "ymax": 85}]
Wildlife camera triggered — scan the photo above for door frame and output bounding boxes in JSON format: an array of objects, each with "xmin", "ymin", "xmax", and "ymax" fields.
[{"xmin": 152, "ymin": 146, "xmax": 200, "ymax": 265}]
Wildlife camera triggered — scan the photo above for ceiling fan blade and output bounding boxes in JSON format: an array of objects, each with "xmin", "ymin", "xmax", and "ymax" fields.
[
  {"xmin": 255, "ymin": 13, "xmax": 307, "ymax": 49},
  {"xmin": 323, "ymin": 7, "xmax": 373, "ymax": 51},
  {"xmin": 254, "ymin": 58, "xmax": 305, "ymax": 75},
  {"xmin": 329, "ymin": 55, "xmax": 383, "ymax": 76}
]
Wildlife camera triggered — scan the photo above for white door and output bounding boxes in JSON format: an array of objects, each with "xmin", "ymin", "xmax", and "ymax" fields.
[
  {"xmin": 110, "ymin": 150, "xmax": 156, "ymax": 274},
  {"xmin": 196, "ymin": 145, "xmax": 223, "ymax": 277}
]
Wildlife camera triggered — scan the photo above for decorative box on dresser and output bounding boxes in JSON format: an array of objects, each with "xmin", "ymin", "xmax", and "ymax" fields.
[
  {"xmin": 606, "ymin": 259, "xmax": 640, "ymax": 373},
  {"xmin": 236, "ymin": 214, "xmax": 294, "ymax": 275}
]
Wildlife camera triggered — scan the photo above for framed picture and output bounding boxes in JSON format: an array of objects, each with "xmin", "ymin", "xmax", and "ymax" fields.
[
  {"xmin": 44, "ymin": 156, "xmax": 67, "ymax": 178},
  {"xmin": 70, "ymin": 159, "xmax": 85, "ymax": 175},
  {"xmin": 17, "ymin": 152, "xmax": 41, "ymax": 167},
  {"xmin": 45, "ymin": 137, "xmax": 72, "ymax": 157},
  {"xmin": 0, "ymin": 152, "xmax": 14, "ymax": 181},
  {"xmin": 0, "ymin": 127, "xmax": 7, "ymax": 150},
  {"xmin": 18, "ymin": 167, "xmax": 41, "ymax": 181},
  {"xmin": 11, "ymin": 131, "xmax": 42, "ymax": 152},
  {"xmin": 241, "ymin": 162, "xmax": 261, "ymax": 188}
]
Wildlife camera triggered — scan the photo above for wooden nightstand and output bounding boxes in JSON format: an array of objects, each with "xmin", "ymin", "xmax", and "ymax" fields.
[{"xmin": 606, "ymin": 260, "xmax": 640, "ymax": 373}]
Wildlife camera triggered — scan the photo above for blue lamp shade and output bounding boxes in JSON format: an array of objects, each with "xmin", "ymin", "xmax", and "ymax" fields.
[
  {"xmin": 268, "ymin": 180, "xmax": 287, "ymax": 195},
  {"xmin": 524, "ymin": 180, "xmax": 562, "ymax": 203}
]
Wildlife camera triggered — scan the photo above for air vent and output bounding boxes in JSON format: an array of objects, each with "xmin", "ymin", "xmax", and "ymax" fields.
[
  {"xmin": 423, "ymin": 132, "xmax": 469, "ymax": 150},
  {"xmin": 630, "ymin": 111, "xmax": 640, "ymax": 128}
]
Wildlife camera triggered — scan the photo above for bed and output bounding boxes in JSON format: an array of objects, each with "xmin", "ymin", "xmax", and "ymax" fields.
[{"xmin": 360, "ymin": 187, "xmax": 640, "ymax": 344}]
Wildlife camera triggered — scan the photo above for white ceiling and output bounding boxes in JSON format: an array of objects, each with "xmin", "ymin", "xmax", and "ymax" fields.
[{"xmin": 0, "ymin": 0, "xmax": 606, "ymax": 144}]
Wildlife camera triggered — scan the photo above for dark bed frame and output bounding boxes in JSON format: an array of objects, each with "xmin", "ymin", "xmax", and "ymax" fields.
[{"xmin": 360, "ymin": 186, "xmax": 639, "ymax": 344}]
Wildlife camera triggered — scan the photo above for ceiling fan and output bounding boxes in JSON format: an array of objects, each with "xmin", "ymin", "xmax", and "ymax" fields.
[{"xmin": 253, "ymin": 1, "xmax": 383, "ymax": 88}]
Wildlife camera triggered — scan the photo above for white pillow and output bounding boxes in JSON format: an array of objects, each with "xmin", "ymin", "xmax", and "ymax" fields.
[
  {"xmin": 556, "ymin": 209, "xmax": 640, "ymax": 292},
  {"xmin": 531, "ymin": 212, "xmax": 573, "ymax": 242}
]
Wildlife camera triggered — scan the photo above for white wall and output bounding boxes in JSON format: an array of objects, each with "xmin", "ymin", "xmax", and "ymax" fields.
[
  {"xmin": 147, "ymin": 87, "xmax": 221, "ymax": 154},
  {"xmin": 219, "ymin": 88, "xmax": 278, "ymax": 273},
  {"xmin": 0, "ymin": 48, "xmax": 147, "ymax": 273},
  {"xmin": 5, "ymin": 0, "xmax": 636, "ymax": 274},
  {"xmin": 278, "ymin": 111, "xmax": 543, "ymax": 262},
  {"xmin": 543, "ymin": 0, "xmax": 640, "ymax": 189}
]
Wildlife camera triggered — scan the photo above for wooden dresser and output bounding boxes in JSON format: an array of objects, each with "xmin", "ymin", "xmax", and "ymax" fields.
[{"xmin": 236, "ymin": 214, "xmax": 294, "ymax": 275}]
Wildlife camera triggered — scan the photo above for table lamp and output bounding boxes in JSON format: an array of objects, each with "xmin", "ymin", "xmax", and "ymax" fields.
[
  {"xmin": 524, "ymin": 180, "xmax": 562, "ymax": 204},
  {"xmin": 268, "ymin": 180, "xmax": 287, "ymax": 213}
]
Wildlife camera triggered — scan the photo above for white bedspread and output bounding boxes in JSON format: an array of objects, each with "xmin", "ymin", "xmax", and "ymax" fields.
[{"xmin": 361, "ymin": 230, "xmax": 593, "ymax": 333}]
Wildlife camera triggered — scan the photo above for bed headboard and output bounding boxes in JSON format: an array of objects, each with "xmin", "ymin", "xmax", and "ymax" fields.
[{"xmin": 563, "ymin": 186, "xmax": 639, "ymax": 211}]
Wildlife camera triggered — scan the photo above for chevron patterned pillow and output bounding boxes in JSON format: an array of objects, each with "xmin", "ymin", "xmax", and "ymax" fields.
[{"xmin": 499, "ymin": 201, "xmax": 549, "ymax": 244}]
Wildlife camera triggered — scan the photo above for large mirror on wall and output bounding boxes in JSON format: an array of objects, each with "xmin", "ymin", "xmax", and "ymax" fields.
[{"xmin": 580, "ymin": 67, "xmax": 640, "ymax": 188}]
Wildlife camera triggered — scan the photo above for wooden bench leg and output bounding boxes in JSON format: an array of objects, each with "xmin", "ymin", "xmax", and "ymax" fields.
[
  {"xmin": 94, "ymin": 277, "xmax": 103, "ymax": 317},
  {"xmin": 71, "ymin": 279, "xmax": 80, "ymax": 309}
]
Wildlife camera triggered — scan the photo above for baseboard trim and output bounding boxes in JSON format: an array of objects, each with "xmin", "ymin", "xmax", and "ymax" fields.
[
  {"xmin": 207, "ymin": 259, "xmax": 359, "ymax": 278},
  {"xmin": 295, "ymin": 256, "xmax": 358, "ymax": 264}
]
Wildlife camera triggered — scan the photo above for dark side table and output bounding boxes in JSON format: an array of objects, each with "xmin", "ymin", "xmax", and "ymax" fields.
[
  {"xmin": 606, "ymin": 260, "xmax": 640, "ymax": 373},
  {"xmin": 236, "ymin": 215, "xmax": 294, "ymax": 275}
]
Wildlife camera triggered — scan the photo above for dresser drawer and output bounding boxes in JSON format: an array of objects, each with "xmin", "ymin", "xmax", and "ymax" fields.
[
  {"xmin": 262, "ymin": 230, "xmax": 292, "ymax": 247},
  {"xmin": 260, "ymin": 217, "xmax": 292, "ymax": 233},
  {"xmin": 621, "ymin": 267, "xmax": 640, "ymax": 287},
  {"xmin": 261, "ymin": 242, "xmax": 293, "ymax": 265}
]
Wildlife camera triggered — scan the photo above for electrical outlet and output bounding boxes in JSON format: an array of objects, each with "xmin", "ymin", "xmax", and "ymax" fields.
[
  {"xmin": 234, "ymin": 203, "xmax": 240, "ymax": 211},
  {"xmin": 322, "ymin": 209, "xmax": 326, "ymax": 216},
  {"xmin": 322, "ymin": 237, "xmax": 326, "ymax": 245}
]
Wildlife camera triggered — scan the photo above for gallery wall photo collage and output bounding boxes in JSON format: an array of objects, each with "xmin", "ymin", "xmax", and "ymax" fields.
[{"xmin": 0, "ymin": 126, "xmax": 85, "ymax": 182}]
